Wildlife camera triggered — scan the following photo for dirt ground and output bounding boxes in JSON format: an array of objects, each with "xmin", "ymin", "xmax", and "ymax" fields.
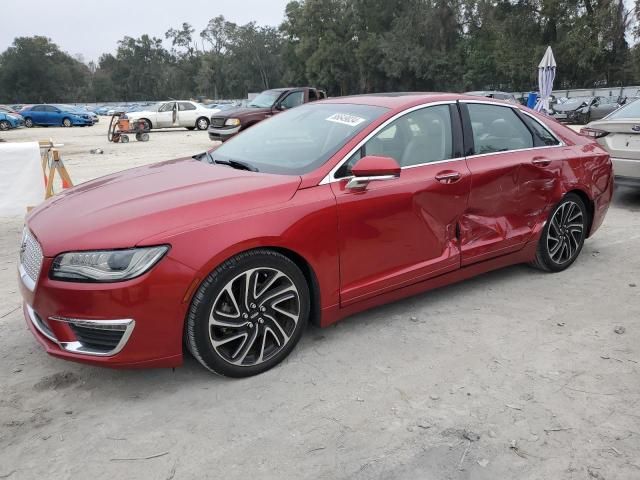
[{"xmin": 1, "ymin": 121, "xmax": 639, "ymax": 480}]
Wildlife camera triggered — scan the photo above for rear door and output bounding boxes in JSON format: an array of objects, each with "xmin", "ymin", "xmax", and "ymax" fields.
[
  {"xmin": 459, "ymin": 102, "xmax": 564, "ymax": 265},
  {"xmin": 331, "ymin": 103, "xmax": 471, "ymax": 305},
  {"xmin": 30, "ymin": 106, "xmax": 45, "ymax": 124},
  {"xmin": 178, "ymin": 102, "xmax": 198, "ymax": 127}
]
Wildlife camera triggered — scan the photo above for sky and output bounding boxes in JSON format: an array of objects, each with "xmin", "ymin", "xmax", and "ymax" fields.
[{"xmin": 1, "ymin": 0, "xmax": 292, "ymax": 63}]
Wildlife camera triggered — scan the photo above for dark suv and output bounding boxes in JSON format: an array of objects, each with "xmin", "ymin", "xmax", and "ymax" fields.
[{"xmin": 208, "ymin": 87, "xmax": 326, "ymax": 142}]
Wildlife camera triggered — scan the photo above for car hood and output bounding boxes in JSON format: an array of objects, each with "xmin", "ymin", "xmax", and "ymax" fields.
[
  {"xmin": 212, "ymin": 107, "xmax": 270, "ymax": 118},
  {"xmin": 27, "ymin": 158, "xmax": 302, "ymax": 256},
  {"xmin": 554, "ymin": 102, "xmax": 587, "ymax": 113}
]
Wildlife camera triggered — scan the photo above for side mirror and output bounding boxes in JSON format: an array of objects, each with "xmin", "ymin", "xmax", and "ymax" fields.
[{"xmin": 347, "ymin": 155, "xmax": 400, "ymax": 190}]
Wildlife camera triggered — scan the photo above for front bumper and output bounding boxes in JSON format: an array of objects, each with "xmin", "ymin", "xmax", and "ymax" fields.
[
  {"xmin": 208, "ymin": 125, "xmax": 241, "ymax": 141},
  {"xmin": 19, "ymin": 253, "xmax": 196, "ymax": 368}
]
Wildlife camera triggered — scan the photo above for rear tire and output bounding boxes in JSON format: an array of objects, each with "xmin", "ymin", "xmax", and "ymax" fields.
[
  {"xmin": 531, "ymin": 193, "xmax": 589, "ymax": 272},
  {"xmin": 196, "ymin": 117, "xmax": 209, "ymax": 130},
  {"xmin": 186, "ymin": 249, "xmax": 310, "ymax": 377},
  {"xmin": 140, "ymin": 119, "xmax": 152, "ymax": 130}
]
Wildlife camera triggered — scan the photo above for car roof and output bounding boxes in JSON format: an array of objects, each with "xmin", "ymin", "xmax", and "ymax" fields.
[{"xmin": 321, "ymin": 92, "xmax": 508, "ymax": 109}]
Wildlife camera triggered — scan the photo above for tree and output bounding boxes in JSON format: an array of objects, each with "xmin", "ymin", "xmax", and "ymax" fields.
[{"xmin": 0, "ymin": 36, "xmax": 91, "ymax": 103}]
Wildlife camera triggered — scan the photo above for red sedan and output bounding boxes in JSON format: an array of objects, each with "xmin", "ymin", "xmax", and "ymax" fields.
[{"xmin": 19, "ymin": 94, "xmax": 613, "ymax": 377}]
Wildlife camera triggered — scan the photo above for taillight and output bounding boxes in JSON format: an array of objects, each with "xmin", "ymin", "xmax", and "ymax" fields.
[{"xmin": 580, "ymin": 127, "xmax": 609, "ymax": 139}]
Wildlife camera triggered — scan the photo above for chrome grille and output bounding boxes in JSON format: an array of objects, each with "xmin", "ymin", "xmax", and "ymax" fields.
[
  {"xmin": 211, "ymin": 117, "xmax": 226, "ymax": 128},
  {"xmin": 20, "ymin": 229, "xmax": 43, "ymax": 286}
]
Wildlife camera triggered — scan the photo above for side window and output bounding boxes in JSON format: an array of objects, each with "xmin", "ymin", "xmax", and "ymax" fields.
[
  {"xmin": 158, "ymin": 103, "xmax": 174, "ymax": 112},
  {"xmin": 32, "ymin": 105, "xmax": 44, "ymax": 112},
  {"xmin": 335, "ymin": 105, "xmax": 454, "ymax": 177},
  {"xmin": 178, "ymin": 102, "xmax": 196, "ymax": 111},
  {"xmin": 522, "ymin": 115, "xmax": 560, "ymax": 146},
  {"xmin": 467, "ymin": 104, "xmax": 533, "ymax": 154},
  {"xmin": 280, "ymin": 91, "xmax": 304, "ymax": 110},
  {"xmin": 45, "ymin": 106, "xmax": 59, "ymax": 113}
]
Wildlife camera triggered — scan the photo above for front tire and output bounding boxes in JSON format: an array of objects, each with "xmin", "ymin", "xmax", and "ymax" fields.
[
  {"xmin": 531, "ymin": 193, "xmax": 588, "ymax": 272},
  {"xmin": 24, "ymin": 118, "xmax": 33, "ymax": 128},
  {"xmin": 0, "ymin": 121, "xmax": 10, "ymax": 131},
  {"xmin": 140, "ymin": 119, "xmax": 152, "ymax": 130},
  {"xmin": 186, "ymin": 249, "xmax": 310, "ymax": 377},
  {"xmin": 62, "ymin": 118, "xmax": 72, "ymax": 127}
]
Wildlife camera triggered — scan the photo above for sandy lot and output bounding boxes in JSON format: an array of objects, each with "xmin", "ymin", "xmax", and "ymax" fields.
[{"xmin": 1, "ymin": 122, "xmax": 639, "ymax": 480}]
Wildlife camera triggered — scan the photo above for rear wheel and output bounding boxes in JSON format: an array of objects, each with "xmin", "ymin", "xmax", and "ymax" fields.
[
  {"xmin": 531, "ymin": 193, "xmax": 588, "ymax": 272},
  {"xmin": 186, "ymin": 249, "xmax": 310, "ymax": 377},
  {"xmin": 140, "ymin": 119, "xmax": 152, "ymax": 130},
  {"xmin": 0, "ymin": 121, "xmax": 10, "ymax": 131},
  {"xmin": 196, "ymin": 117, "xmax": 209, "ymax": 130}
]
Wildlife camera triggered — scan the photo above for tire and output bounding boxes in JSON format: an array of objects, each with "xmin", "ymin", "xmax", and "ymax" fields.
[
  {"xmin": 120, "ymin": 135, "xmax": 129, "ymax": 143},
  {"xmin": 196, "ymin": 117, "xmax": 209, "ymax": 130},
  {"xmin": 62, "ymin": 118, "xmax": 72, "ymax": 127},
  {"xmin": 140, "ymin": 119, "xmax": 152, "ymax": 130},
  {"xmin": 531, "ymin": 193, "xmax": 589, "ymax": 272},
  {"xmin": 186, "ymin": 249, "xmax": 310, "ymax": 377},
  {"xmin": 579, "ymin": 112, "xmax": 591, "ymax": 125},
  {"xmin": 0, "ymin": 121, "xmax": 10, "ymax": 131},
  {"xmin": 24, "ymin": 118, "xmax": 33, "ymax": 128}
]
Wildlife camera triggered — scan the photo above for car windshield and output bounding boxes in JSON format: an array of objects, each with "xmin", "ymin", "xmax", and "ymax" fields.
[
  {"xmin": 211, "ymin": 103, "xmax": 388, "ymax": 175},
  {"xmin": 248, "ymin": 91, "xmax": 281, "ymax": 108},
  {"xmin": 606, "ymin": 99, "xmax": 640, "ymax": 119},
  {"xmin": 564, "ymin": 97, "xmax": 592, "ymax": 106}
]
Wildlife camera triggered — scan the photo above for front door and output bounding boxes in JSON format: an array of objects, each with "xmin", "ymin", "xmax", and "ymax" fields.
[
  {"xmin": 156, "ymin": 102, "xmax": 175, "ymax": 128},
  {"xmin": 331, "ymin": 104, "xmax": 471, "ymax": 306},
  {"xmin": 459, "ymin": 102, "xmax": 564, "ymax": 265}
]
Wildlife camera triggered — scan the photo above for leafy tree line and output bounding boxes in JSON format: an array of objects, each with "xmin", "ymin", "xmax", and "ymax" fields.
[{"xmin": 1, "ymin": 0, "xmax": 639, "ymax": 103}]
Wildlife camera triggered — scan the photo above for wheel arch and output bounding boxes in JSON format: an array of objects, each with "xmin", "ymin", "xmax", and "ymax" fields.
[
  {"xmin": 186, "ymin": 244, "xmax": 322, "ymax": 328},
  {"xmin": 564, "ymin": 188, "xmax": 595, "ymax": 236},
  {"xmin": 140, "ymin": 118, "xmax": 153, "ymax": 129}
]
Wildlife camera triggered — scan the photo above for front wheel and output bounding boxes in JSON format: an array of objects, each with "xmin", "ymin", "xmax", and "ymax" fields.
[
  {"xmin": 62, "ymin": 118, "xmax": 72, "ymax": 127},
  {"xmin": 24, "ymin": 118, "xmax": 33, "ymax": 128},
  {"xmin": 186, "ymin": 250, "xmax": 310, "ymax": 377},
  {"xmin": 0, "ymin": 120, "xmax": 10, "ymax": 131},
  {"xmin": 531, "ymin": 193, "xmax": 588, "ymax": 272}
]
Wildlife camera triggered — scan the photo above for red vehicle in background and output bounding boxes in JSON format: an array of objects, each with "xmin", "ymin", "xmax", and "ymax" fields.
[{"xmin": 19, "ymin": 93, "xmax": 612, "ymax": 377}]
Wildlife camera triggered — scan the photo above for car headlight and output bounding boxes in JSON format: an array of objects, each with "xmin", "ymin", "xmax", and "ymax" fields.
[
  {"xmin": 51, "ymin": 246, "xmax": 169, "ymax": 282},
  {"xmin": 225, "ymin": 118, "xmax": 241, "ymax": 127}
]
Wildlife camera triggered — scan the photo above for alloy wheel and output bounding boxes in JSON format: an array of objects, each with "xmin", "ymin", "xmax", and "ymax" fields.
[
  {"xmin": 546, "ymin": 200, "xmax": 585, "ymax": 265},
  {"xmin": 209, "ymin": 267, "xmax": 300, "ymax": 367}
]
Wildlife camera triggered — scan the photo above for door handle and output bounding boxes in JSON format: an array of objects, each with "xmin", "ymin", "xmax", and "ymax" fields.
[
  {"xmin": 435, "ymin": 171, "xmax": 461, "ymax": 184},
  {"xmin": 532, "ymin": 157, "xmax": 552, "ymax": 167}
]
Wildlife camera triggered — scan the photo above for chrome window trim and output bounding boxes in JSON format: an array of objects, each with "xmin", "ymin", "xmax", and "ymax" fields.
[
  {"xmin": 320, "ymin": 99, "xmax": 566, "ymax": 185},
  {"xmin": 320, "ymin": 101, "xmax": 457, "ymax": 184}
]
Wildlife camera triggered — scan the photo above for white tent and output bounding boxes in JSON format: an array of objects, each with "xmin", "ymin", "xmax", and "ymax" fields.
[{"xmin": 534, "ymin": 46, "xmax": 556, "ymax": 114}]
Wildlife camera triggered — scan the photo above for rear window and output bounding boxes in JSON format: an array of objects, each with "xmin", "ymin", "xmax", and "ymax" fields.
[{"xmin": 607, "ymin": 99, "xmax": 640, "ymax": 119}]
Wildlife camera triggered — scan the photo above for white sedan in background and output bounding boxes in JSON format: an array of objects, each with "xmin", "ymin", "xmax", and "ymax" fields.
[
  {"xmin": 582, "ymin": 99, "xmax": 640, "ymax": 188},
  {"xmin": 126, "ymin": 101, "xmax": 212, "ymax": 131}
]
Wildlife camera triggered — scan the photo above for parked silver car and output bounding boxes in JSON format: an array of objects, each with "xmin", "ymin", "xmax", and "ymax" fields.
[
  {"xmin": 126, "ymin": 101, "xmax": 211, "ymax": 131},
  {"xmin": 553, "ymin": 96, "xmax": 621, "ymax": 124},
  {"xmin": 582, "ymin": 99, "xmax": 640, "ymax": 187}
]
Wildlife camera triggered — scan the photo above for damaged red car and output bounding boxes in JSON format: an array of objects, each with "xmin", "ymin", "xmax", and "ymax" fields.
[{"xmin": 19, "ymin": 93, "xmax": 613, "ymax": 377}]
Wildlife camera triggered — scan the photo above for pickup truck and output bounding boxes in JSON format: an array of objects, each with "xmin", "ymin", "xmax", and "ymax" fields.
[{"xmin": 208, "ymin": 87, "xmax": 326, "ymax": 142}]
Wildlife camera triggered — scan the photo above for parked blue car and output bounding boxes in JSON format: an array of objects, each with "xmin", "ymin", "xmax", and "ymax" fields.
[
  {"xmin": 19, "ymin": 104, "xmax": 93, "ymax": 127},
  {"xmin": 0, "ymin": 111, "xmax": 24, "ymax": 130}
]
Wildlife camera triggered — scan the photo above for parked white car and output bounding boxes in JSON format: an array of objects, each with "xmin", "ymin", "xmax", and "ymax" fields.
[{"xmin": 126, "ymin": 101, "xmax": 211, "ymax": 131}]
